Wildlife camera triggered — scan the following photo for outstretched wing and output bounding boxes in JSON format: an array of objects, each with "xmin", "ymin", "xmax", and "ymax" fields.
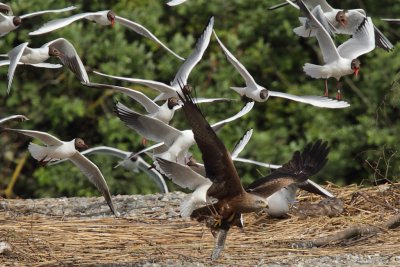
[
  {"xmin": 44, "ymin": 38, "xmax": 89, "ymax": 83},
  {"xmin": 178, "ymin": 85, "xmax": 245, "ymax": 200},
  {"xmin": 246, "ymin": 139, "xmax": 329, "ymax": 198},
  {"xmin": 115, "ymin": 16, "xmax": 184, "ymax": 60}
]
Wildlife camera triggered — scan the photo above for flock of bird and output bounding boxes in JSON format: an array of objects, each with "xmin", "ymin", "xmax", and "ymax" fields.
[{"xmin": 1, "ymin": 0, "xmax": 398, "ymax": 260}]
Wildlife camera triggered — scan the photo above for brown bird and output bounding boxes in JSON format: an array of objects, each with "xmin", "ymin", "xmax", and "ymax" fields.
[{"xmin": 177, "ymin": 85, "xmax": 330, "ymax": 260}]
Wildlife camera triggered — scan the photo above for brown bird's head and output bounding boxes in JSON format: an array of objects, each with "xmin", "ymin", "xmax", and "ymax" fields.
[
  {"xmin": 107, "ymin": 11, "xmax": 116, "ymax": 26},
  {"xmin": 335, "ymin": 10, "xmax": 347, "ymax": 27},
  {"xmin": 351, "ymin": 58, "xmax": 361, "ymax": 77},
  {"xmin": 13, "ymin": 16, "xmax": 21, "ymax": 26},
  {"xmin": 167, "ymin": 97, "xmax": 180, "ymax": 109},
  {"xmin": 74, "ymin": 138, "xmax": 89, "ymax": 151}
]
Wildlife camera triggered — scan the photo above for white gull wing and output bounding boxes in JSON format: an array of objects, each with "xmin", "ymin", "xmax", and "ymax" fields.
[
  {"xmin": 233, "ymin": 157, "xmax": 282, "ymax": 169},
  {"xmin": 270, "ymin": 0, "xmax": 333, "ymax": 11},
  {"xmin": 7, "ymin": 42, "xmax": 28, "ymax": 94},
  {"xmin": 0, "ymin": 114, "xmax": 28, "ymax": 124},
  {"xmin": 115, "ymin": 102, "xmax": 181, "ymax": 146},
  {"xmin": 298, "ymin": 2, "xmax": 341, "ymax": 64},
  {"xmin": 268, "ymin": 91, "xmax": 350, "ymax": 108},
  {"xmin": 231, "ymin": 128, "xmax": 282, "ymax": 169},
  {"xmin": 50, "ymin": 146, "xmax": 130, "ymax": 166},
  {"xmin": 115, "ymin": 15, "xmax": 184, "ymax": 61},
  {"xmin": 167, "ymin": 0, "xmax": 188, "ymax": 6},
  {"xmin": 29, "ymin": 11, "xmax": 104, "ymax": 35},
  {"xmin": 86, "ymin": 82, "xmax": 160, "ymax": 114},
  {"xmin": 231, "ymin": 128, "xmax": 253, "ymax": 158},
  {"xmin": 0, "ymin": 3, "xmax": 12, "ymax": 15},
  {"xmin": 211, "ymin": 101, "xmax": 254, "ymax": 131},
  {"xmin": 69, "ymin": 152, "xmax": 118, "ymax": 216},
  {"xmin": 43, "ymin": 38, "xmax": 89, "ymax": 83},
  {"xmin": 135, "ymin": 157, "xmax": 168, "ymax": 193},
  {"xmin": 155, "ymin": 157, "xmax": 212, "ymax": 217},
  {"xmin": 3, "ymin": 128, "xmax": 63, "ymax": 146},
  {"xmin": 213, "ymin": 30, "xmax": 259, "ymax": 89},
  {"xmin": 171, "ymin": 16, "xmax": 214, "ymax": 86},
  {"xmin": 20, "ymin": 6, "xmax": 76, "ymax": 20},
  {"xmin": 382, "ymin": 19, "xmax": 400, "ymax": 24},
  {"xmin": 29, "ymin": 62, "xmax": 63, "ymax": 68},
  {"xmin": 337, "ymin": 17, "xmax": 375, "ymax": 60},
  {"xmin": 93, "ymin": 70, "xmax": 176, "ymax": 96},
  {"xmin": 155, "ymin": 157, "xmax": 211, "ymax": 191},
  {"xmin": 300, "ymin": 179, "xmax": 334, "ymax": 198},
  {"xmin": 50, "ymin": 146, "xmax": 169, "ymax": 193}
]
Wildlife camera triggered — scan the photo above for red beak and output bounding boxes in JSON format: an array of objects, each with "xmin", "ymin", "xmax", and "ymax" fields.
[
  {"xmin": 111, "ymin": 19, "xmax": 115, "ymax": 27},
  {"xmin": 354, "ymin": 68, "xmax": 360, "ymax": 77}
]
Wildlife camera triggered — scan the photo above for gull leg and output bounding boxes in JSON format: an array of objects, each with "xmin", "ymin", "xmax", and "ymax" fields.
[
  {"xmin": 324, "ymin": 79, "xmax": 329, "ymax": 97},
  {"xmin": 336, "ymin": 81, "xmax": 343, "ymax": 100}
]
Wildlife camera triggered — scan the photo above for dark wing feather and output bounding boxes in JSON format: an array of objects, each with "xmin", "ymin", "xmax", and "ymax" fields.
[
  {"xmin": 246, "ymin": 140, "xmax": 329, "ymax": 198},
  {"xmin": 178, "ymin": 86, "xmax": 245, "ymax": 200},
  {"xmin": 373, "ymin": 25, "xmax": 394, "ymax": 52}
]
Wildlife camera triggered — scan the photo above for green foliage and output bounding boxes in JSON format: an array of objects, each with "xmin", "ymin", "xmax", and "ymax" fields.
[{"xmin": 1, "ymin": 0, "xmax": 400, "ymax": 199}]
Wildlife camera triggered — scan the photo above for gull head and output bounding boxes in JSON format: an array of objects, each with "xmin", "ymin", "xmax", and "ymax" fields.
[
  {"xmin": 107, "ymin": 11, "xmax": 116, "ymax": 26},
  {"xmin": 351, "ymin": 58, "xmax": 361, "ymax": 77},
  {"xmin": 48, "ymin": 46, "xmax": 62, "ymax": 57},
  {"xmin": 167, "ymin": 97, "xmax": 180, "ymax": 109},
  {"xmin": 335, "ymin": 10, "xmax": 347, "ymax": 27},
  {"xmin": 13, "ymin": 16, "xmax": 21, "ymax": 26},
  {"xmin": 259, "ymin": 89, "xmax": 269, "ymax": 101},
  {"xmin": 74, "ymin": 138, "xmax": 89, "ymax": 151}
]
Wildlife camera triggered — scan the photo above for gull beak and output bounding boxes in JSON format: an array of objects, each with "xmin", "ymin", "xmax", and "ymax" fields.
[
  {"xmin": 111, "ymin": 19, "xmax": 115, "ymax": 27},
  {"xmin": 354, "ymin": 68, "xmax": 360, "ymax": 77}
]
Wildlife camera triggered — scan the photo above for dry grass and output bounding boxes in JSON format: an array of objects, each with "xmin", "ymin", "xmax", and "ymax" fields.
[{"xmin": 1, "ymin": 183, "xmax": 400, "ymax": 266}]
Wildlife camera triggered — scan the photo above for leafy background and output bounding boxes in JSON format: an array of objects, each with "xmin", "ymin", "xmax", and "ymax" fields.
[{"xmin": 1, "ymin": 0, "xmax": 400, "ymax": 199}]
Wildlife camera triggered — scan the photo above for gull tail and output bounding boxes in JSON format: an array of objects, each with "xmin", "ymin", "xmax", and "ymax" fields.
[
  {"xmin": 230, "ymin": 87, "xmax": 246, "ymax": 96},
  {"xmin": 293, "ymin": 25, "xmax": 314, "ymax": 38},
  {"xmin": 303, "ymin": 63, "xmax": 324, "ymax": 79},
  {"xmin": 28, "ymin": 143, "xmax": 49, "ymax": 161},
  {"xmin": 180, "ymin": 194, "xmax": 197, "ymax": 218}
]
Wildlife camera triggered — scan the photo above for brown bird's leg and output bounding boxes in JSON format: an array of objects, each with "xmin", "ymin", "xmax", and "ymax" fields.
[
  {"xmin": 336, "ymin": 81, "xmax": 343, "ymax": 100},
  {"xmin": 324, "ymin": 79, "xmax": 329, "ymax": 97}
]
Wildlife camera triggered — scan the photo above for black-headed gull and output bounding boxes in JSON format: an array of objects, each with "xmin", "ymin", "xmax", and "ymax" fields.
[
  {"xmin": 2, "ymin": 128, "xmax": 118, "ymax": 216},
  {"xmin": 0, "ymin": 42, "xmax": 62, "ymax": 94},
  {"xmin": 29, "ymin": 10, "xmax": 184, "ymax": 61},
  {"xmin": 296, "ymin": 0, "xmax": 375, "ymax": 99},
  {"xmin": 85, "ymin": 82, "xmax": 232, "ymax": 124},
  {"xmin": 50, "ymin": 146, "xmax": 169, "ymax": 194},
  {"xmin": 270, "ymin": 0, "xmax": 393, "ymax": 51},
  {"xmin": 1, "ymin": 38, "xmax": 90, "ymax": 94},
  {"xmin": 85, "ymin": 82, "xmax": 180, "ymax": 124},
  {"xmin": 0, "ymin": 5, "xmax": 75, "ymax": 37},
  {"xmin": 214, "ymin": 30, "xmax": 350, "ymax": 107},
  {"xmin": 93, "ymin": 16, "xmax": 214, "ymax": 102},
  {"xmin": 176, "ymin": 87, "xmax": 327, "ymax": 260},
  {"xmin": 114, "ymin": 99, "xmax": 254, "ymax": 164},
  {"xmin": 0, "ymin": 114, "xmax": 28, "ymax": 125}
]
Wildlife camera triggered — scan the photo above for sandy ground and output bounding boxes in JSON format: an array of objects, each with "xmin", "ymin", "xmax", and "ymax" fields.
[{"xmin": 1, "ymin": 184, "xmax": 400, "ymax": 266}]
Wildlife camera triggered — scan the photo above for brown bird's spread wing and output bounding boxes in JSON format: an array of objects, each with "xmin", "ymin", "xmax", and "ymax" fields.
[
  {"xmin": 246, "ymin": 140, "xmax": 329, "ymax": 198},
  {"xmin": 178, "ymin": 85, "xmax": 245, "ymax": 200}
]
